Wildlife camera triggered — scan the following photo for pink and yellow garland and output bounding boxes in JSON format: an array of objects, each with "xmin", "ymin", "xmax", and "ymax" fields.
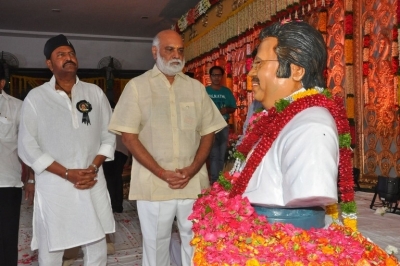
[{"xmin": 190, "ymin": 182, "xmax": 398, "ymax": 265}]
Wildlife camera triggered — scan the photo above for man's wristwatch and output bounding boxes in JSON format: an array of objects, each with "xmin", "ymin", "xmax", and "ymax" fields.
[
  {"xmin": 90, "ymin": 164, "xmax": 99, "ymax": 173},
  {"xmin": 26, "ymin": 179, "xmax": 35, "ymax": 184}
]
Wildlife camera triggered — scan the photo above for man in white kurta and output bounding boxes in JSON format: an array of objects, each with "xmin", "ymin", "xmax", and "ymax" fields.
[{"xmin": 18, "ymin": 34, "xmax": 115, "ymax": 266}]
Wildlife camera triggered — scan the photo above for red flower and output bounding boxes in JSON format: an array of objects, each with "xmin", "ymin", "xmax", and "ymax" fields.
[
  {"xmin": 225, "ymin": 62, "xmax": 232, "ymax": 75},
  {"xmin": 393, "ymin": 28, "xmax": 398, "ymax": 40},
  {"xmin": 397, "ymin": 2, "xmax": 400, "ymax": 23},
  {"xmin": 392, "ymin": 57, "xmax": 399, "ymax": 73},
  {"xmin": 187, "ymin": 9, "xmax": 195, "ymax": 25},
  {"xmin": 345, "ymin": 14, "xmax": 353, "ymax": 35},
  {"xmin": 363, "ymin": 35, "xmax": 370, "ymax": 47},
  {"xmin": 362, "ymin": 62, "xmax": 369, "ymax": 76},
  {"xmin": 350, "ymin": 126, "xmax": 356, "ymax": 145}
]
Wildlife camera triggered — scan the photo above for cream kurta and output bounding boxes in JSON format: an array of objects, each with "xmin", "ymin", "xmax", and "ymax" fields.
[
  {"xmin": 18, "ymin": 76, "xmax": 116, "ymax": 251},
  {"xmin": 109, "ymin": 65, "xmax": 227, "ymax": 201},
  {"xmin": 244, "ymin": 107, "xmax": 339, "ymax": 207}
]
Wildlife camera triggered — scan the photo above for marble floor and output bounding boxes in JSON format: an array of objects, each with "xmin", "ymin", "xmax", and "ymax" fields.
[{"xmin": 17, "ymin": 191, "xmax": 400, "ymax": 265}]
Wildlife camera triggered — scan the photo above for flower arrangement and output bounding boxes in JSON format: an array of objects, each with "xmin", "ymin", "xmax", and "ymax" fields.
[
  {"xmin": 190, "ymin": 182, "xmax": 399, "ymax": 266},
  {"xmin": 190, "ymin": 88, "xmax": 399, "ymax": 265}
]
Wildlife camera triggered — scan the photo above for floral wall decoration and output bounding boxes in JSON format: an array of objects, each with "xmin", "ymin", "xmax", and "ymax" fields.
[
  {"xmin": 183, "ymin": 0, "xmax": 337, "ymax": 136},
  {"xmin": 344, "ymin": 1, "xmax": 356, "ymax": 150},
  {"xmin": 181, "ymin": 0, "xmax": 400, "ymax": 184},
  {"xmin": 396, "ymin": 0, "xmax": 400, "ymax": 176},
  {"xmin": 361, "ymin": 0, "xmax": 398, "ymax": 180}
]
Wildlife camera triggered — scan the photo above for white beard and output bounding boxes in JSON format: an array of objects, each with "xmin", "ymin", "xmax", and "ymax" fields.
[{"xmin": 156, "ymin": 52, "xmax": 185, "ymax": 76}]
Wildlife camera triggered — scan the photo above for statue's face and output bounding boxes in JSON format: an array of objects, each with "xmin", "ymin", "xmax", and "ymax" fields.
[{"xmin": 249, "ymin": 37, "xmax": 293, "ymax": 109}]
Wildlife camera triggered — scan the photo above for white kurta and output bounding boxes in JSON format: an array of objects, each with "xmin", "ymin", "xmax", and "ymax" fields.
[
  {"xmin": 18, "ymin": 76, "xmax": 116, "ymax": 251},
  {"xmin": 244, "ymin": 107, "xmax": 339, "ymax": 208},
  {"xmin": 0, "ymin": 91, "xmax": 23, "ymax": 187}
]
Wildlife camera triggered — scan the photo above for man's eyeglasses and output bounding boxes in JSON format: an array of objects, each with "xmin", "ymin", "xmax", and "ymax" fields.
[
  {"xmin": 210, "ymin": 74, "xmax": 223, "ymax": 77},
  {"xmin": 252, "ymin": 59, "xmax": 278, "ymax": 69}
]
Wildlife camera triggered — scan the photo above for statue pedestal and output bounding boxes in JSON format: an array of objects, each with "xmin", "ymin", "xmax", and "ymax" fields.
[{"xmin": 252, "ymin": 206, "xmax": 325, "ymax": 230}]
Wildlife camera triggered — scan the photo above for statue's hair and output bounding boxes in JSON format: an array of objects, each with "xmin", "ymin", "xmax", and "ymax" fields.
[{"xmin": 259, "ymin": 21, "xmax": 327, "ymax": 88}]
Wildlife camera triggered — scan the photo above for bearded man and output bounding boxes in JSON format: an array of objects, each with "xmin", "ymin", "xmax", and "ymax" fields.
[{"xmin": 109, "ymin": 29, "xmax": 226, "ymax": 266}]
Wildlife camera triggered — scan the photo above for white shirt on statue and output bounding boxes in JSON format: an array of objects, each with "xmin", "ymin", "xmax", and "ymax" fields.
[{"xmin": 244, "ymin": 107, "xmax": 339, "ymax": 208}]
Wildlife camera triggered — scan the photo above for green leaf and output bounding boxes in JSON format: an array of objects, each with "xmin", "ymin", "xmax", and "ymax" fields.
[
  {"xmin": 254, "ymin": 107, "xmax": 264, "ymax": 113},
  {"xmin": 205, "ymin": 205, "xmax": 212, "ymax": 214},
  {"xmin": 339, "ymin": 133, "xmax": 351, "ymax": 148},
  {"xmin": 233, "ymin": 151, "xmax": 246, "ymax": 161},
  {"xmin": 321, "ymin": 89, "xmax": 332, "ymax": 98},
  {"xmin": 217, "ymin": 174, "xmax": 232, "ymax": 191},
  {"xmin": 275, "ymin": 99, "xmax": 290, "ymax": 112},
  {"xmin": 246, "ymin": 238, "xmax": 252, "ymax": 244},
  {"xmin": 340, "ymin": 201, "xmax": 357, "ymax": 213}
]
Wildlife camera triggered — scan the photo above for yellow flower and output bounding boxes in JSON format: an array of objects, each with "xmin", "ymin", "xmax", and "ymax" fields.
[
  {"xmin": 193, "ymin": 251, "xmax": 206, "ymax": 265},
  {"xmin": 345, "ymin": 39, "xmax": 353, "ymax": 64},
  {"xmin": 252, "ymin": 234, "xmax": 266, "ymax": 245},
  {"xmin": 246, "ymin": 258, "xmax": 260, "ymax": 266},
  {"xmin": 191, "ymin": 236, "xmax": 201, "ymax": 245},
  {"xmin": 321, "ymin": 245, "xmax": 335, "ymax": 255},
  {"xmin": 346, "ymin": 96, "xmax": 355, "ymax": 118},
  {"xmin": 325, "ymin": 203, "xmax": 339, "ymax": 220},
  {"xmin": 292, "ymin": 89, "xmax": 319, "ymax": 101},
  {"xmin": 343, "ymin": 217, "xmax": 357, "ymax": 231},
  {"xmin": 284, "ymin": 261, "xmax": 304, "ymax": 266}
]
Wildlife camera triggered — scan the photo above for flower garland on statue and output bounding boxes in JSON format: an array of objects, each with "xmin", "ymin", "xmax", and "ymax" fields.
[
  {"xmin": 188, "ymin": 88, "xmax": 399, "ymax": 265},
  {"xmin": 227, "ymin": 87, "xmax": 357, "ymax": 229}
]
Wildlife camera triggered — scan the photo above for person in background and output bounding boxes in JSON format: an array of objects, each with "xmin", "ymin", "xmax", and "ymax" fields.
[
  {"xmin": 103, "ymin": 133, "xmax": 128, "ymax": 213},
  {"xmin": 206, "ymin": 66, "xmax": 237, "ymax": 183},
  {"xmin": 236, "ymin": 100, "xmax": 263, "ymax": 146},
  {"xmin": 0, "ymin": 61, "xmax": 32, "ymax": 266},
  {"xmin": 18, "ymin": 34, "xmax": 116, "ymax": 266},
  {"xmin": 108, "ymin": 29, "xmax": 226, "ymax": 266}
]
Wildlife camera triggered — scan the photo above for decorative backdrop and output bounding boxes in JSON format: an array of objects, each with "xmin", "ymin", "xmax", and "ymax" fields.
[{"xmin": 179, "ymin": 0, "xmax": 400, "ymax": 185}]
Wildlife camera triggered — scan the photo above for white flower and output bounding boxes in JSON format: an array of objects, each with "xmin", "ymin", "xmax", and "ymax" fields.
[
  {"xmin": 374, "ymin": 207, "xmax": 387, "ymax": 216},
  {"xmin": 385, "ymin": 245, "xmax": 398, "ymax": 255}
]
